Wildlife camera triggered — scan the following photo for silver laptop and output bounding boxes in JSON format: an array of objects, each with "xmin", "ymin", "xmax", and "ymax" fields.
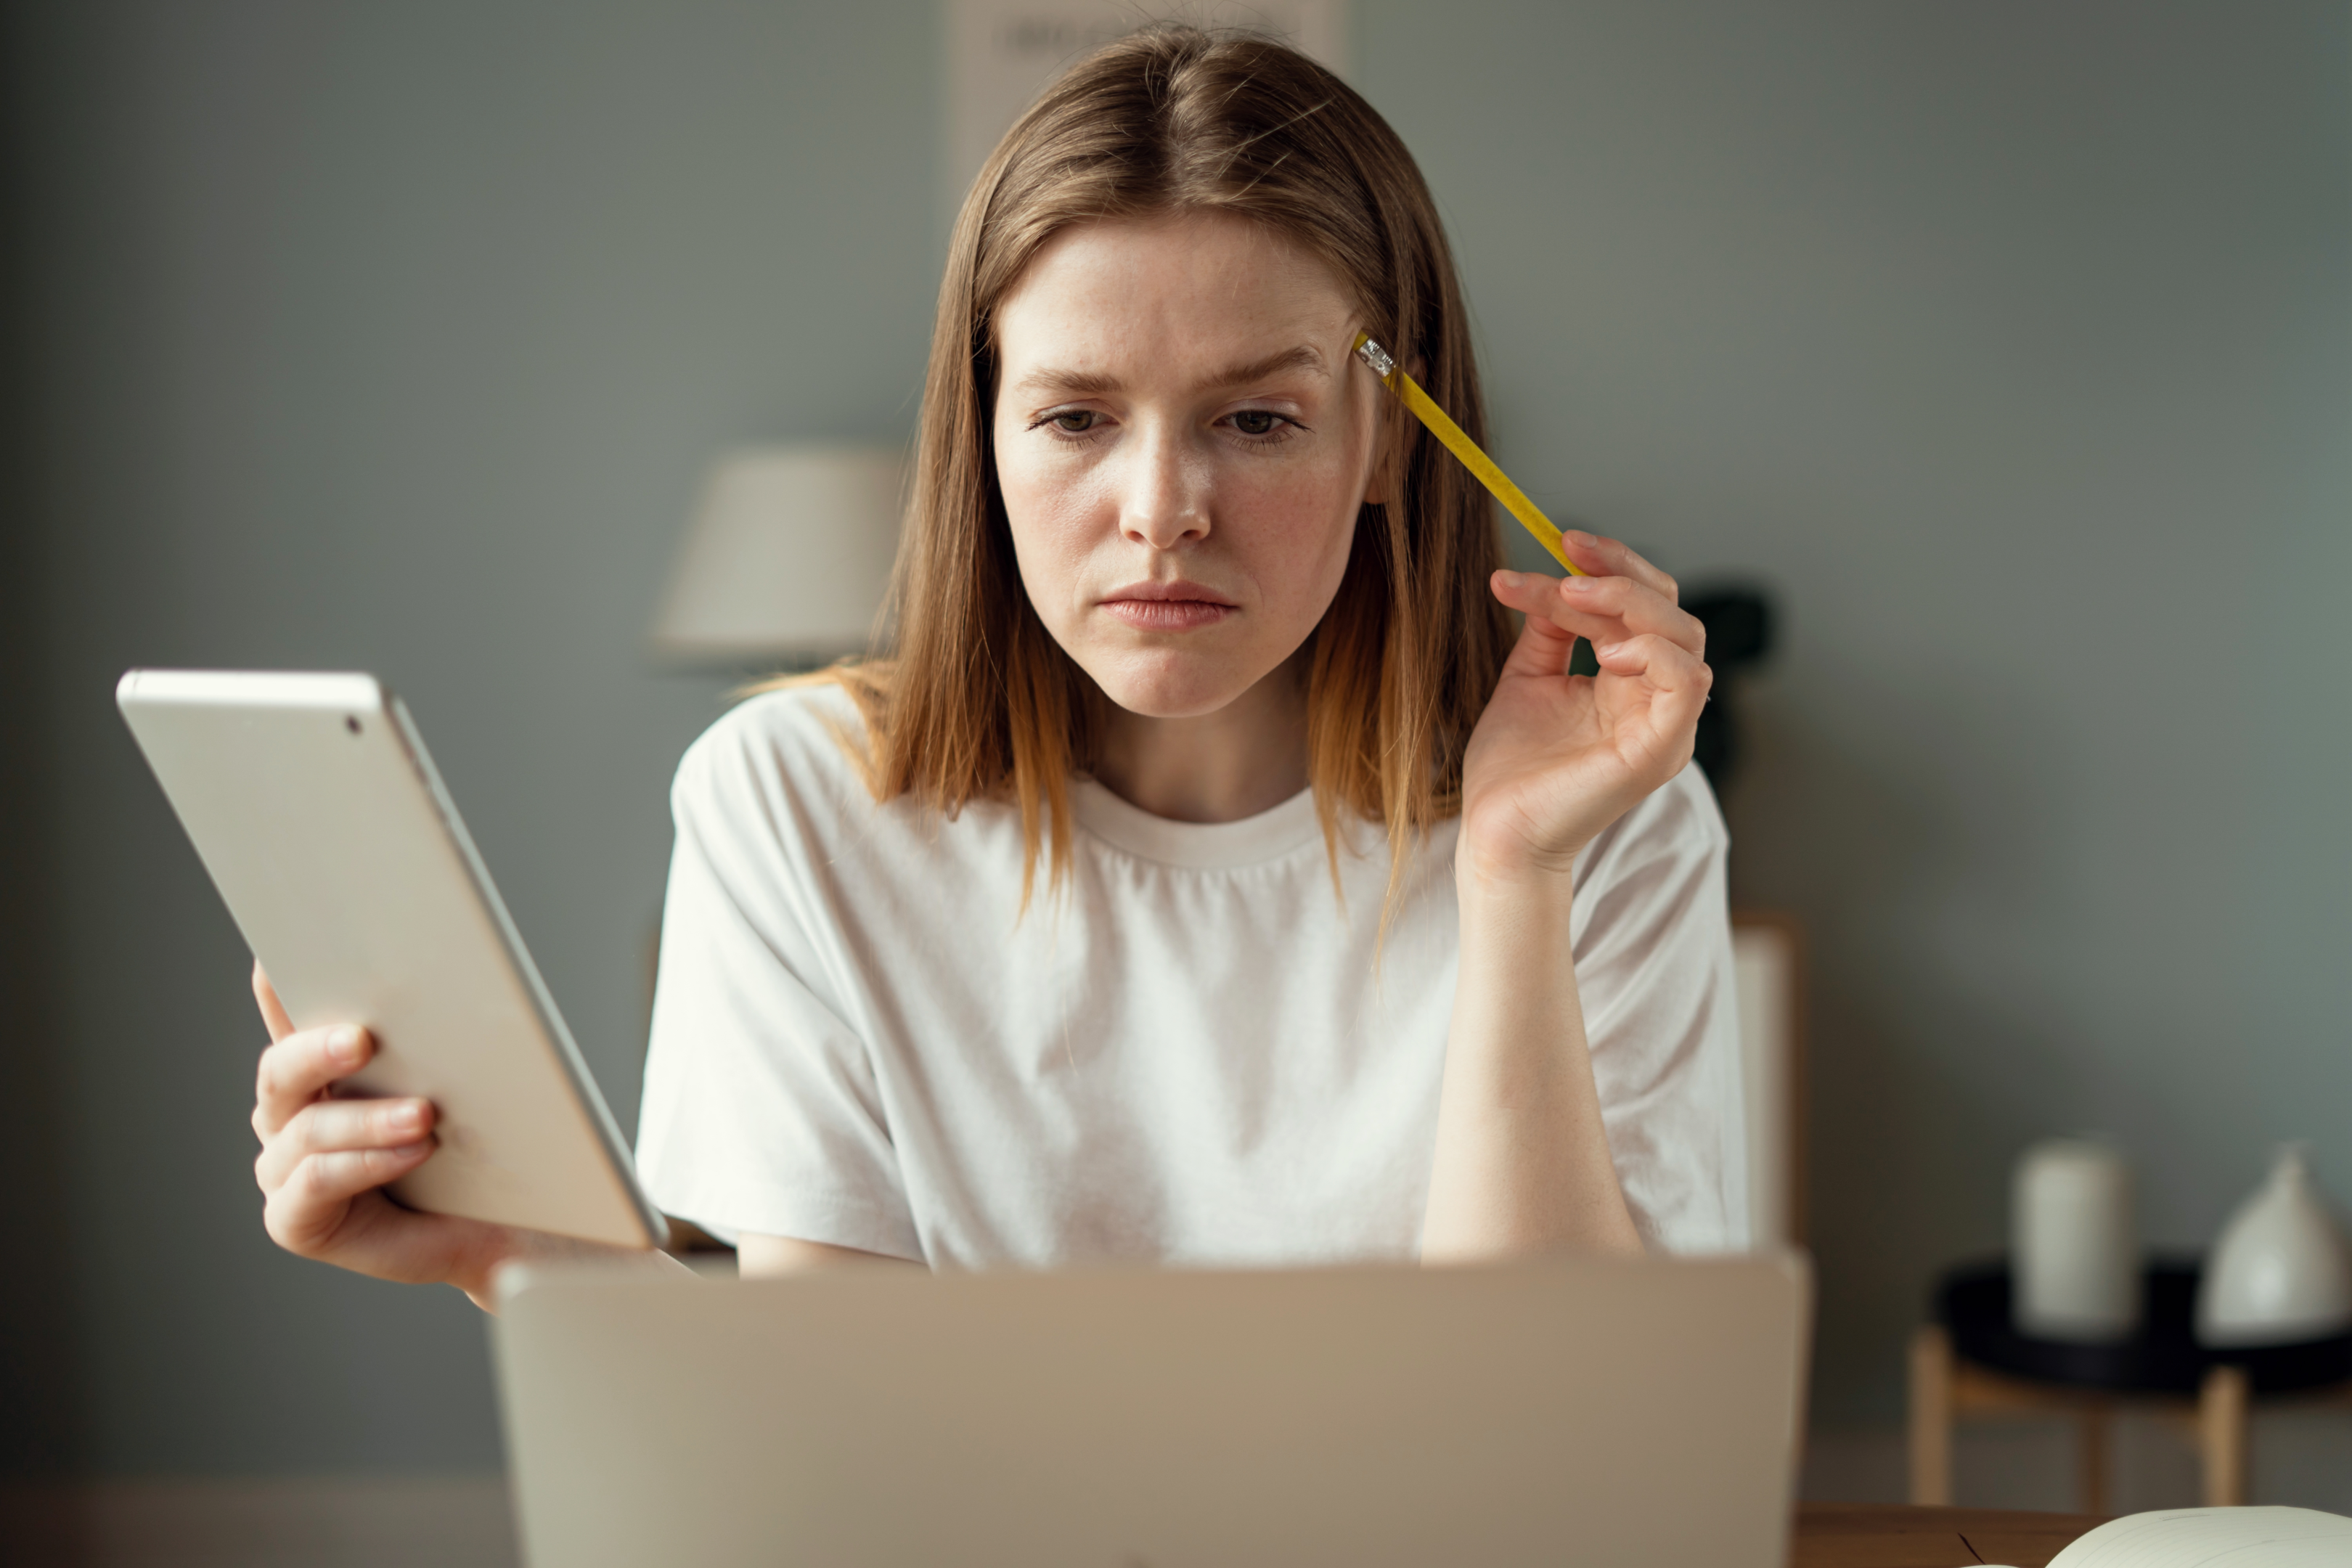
[{"xmin": 491, "ymin": 1252, "xmax": 1809, "ymax": 1567}]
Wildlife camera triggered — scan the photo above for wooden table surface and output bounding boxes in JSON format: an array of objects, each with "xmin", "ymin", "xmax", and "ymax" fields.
[{"xmin": 1794, "ymin": 1503, "xmax": 2107, "ymax": 1567}]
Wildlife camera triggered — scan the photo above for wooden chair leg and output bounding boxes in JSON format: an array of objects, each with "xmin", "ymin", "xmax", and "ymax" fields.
[
  {"xmin": 2200, "ymin": 1364, "xmax": 2248, "ymax": 1506},
  {"xmin": 2077, "ymin": 1404, "xmax": 2109, "ymax": 1516},
  {"xmin": 1909, "ymin": 1323, "xmax": 1954, "ymax": 1505}
]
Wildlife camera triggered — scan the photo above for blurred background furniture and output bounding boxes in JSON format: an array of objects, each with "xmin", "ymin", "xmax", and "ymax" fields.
[
  {"xmin": 1732, "ymin": 910, "xmax": 1805, "ymax": 1253},
  {"xmin": 650, "ymin": 445, "xmax": 905, "ymax": 667},
  {"xmin": 1909, "ymin": 1259, "xmax": 2352, "ymax": 1511},
  {"xmin": 1792, "ymin": 1503, "xmax": 2104, "ymax": 1568}
]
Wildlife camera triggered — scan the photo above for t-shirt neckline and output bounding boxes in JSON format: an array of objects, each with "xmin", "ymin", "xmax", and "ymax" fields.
[{"xmin": 1071, "ymin": 779, "xmax": 1325, "ymax": 870}]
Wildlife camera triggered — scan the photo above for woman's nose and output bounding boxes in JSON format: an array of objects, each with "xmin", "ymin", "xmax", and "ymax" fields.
[{"xmin": 1118, "ymin": 428, "xmax": 1209, "ymax": 550}]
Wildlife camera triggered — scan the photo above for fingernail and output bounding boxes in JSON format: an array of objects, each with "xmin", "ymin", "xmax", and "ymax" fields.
[
  {"xmin": 1561, "ymin": 574, "xmax": 1597, "ymax": 592},
  {"xmin": 329, "ymin": 1026, "xmax": 364, "ymax": 1066},
  {"xmin": 1497, "ymin": 570, "xmax": 1524, "ymax": 588},
  {"xmin": 390, "ymin": 1140, "xmax": 432, "ymax": 1159},
  {"xmin": 387, "ymin": 1102, "xmax": 424, "ymax": 1134}
]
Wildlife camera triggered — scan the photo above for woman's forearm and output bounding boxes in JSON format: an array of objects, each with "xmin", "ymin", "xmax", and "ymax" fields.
[{"xmin": 1421, "ymin": 867, "xmax": 1643, "ymax": 1263}]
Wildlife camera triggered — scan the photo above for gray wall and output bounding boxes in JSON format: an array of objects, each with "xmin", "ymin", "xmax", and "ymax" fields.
[
  {"xmin": 1, "ymin": 0, "xmax": 2343, "ymax": 1477},
  {"xmin": 0, "ymin": 25, "xmax": 80, "ymax": 1472},
  {"xmin": 1, "ymin": 0, "xmax": 942, "ymax": 1474},
  {"xmin": 1362, "ymin": 0, "xmax": 2352, "ymax": 1426}
]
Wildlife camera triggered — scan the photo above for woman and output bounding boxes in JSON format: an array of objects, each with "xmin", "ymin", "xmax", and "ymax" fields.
[{"xmin": 247, "ymin": 26, "xmax": 1741, "ymax": 1306}]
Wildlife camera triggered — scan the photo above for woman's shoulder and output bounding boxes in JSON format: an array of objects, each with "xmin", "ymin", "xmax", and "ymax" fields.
[{"xmin": 670, "ymin": 675, "xmax": 879, "ymax": 824}]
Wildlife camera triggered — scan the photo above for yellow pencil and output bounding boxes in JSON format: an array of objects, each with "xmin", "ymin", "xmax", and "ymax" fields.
[{"xmin": 1352, "ymin": 333, "xmax": 1583, "ymax": 576}]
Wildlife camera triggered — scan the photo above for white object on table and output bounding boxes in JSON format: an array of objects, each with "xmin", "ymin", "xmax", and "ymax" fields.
[
  {"xmin": 2197, "ymin": 1144, "xmax": 2352, "ymax": 1348},
  {"xmin": 2014, "ymin": 1138, "xmax": 2141, "ymax": 1342},
  {"xmin": 2040, "ymin": 1505, "xmax": 2352, "ymax": 1567},
  {"xmin": 650, "ymin": 445, "xmax": 903, "ymax": 663}
]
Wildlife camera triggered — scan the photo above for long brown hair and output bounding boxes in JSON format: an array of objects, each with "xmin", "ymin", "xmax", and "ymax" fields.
[{"xmin": 806, "ymin": 25, "xmax": 1511, "ymax": 907}]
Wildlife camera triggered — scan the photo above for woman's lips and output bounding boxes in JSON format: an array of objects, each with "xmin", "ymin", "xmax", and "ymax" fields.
[
  {"xmin": 1099, "ymin": 581, "xmax": 1236, "ymax": 631},
  {"xmin": 1100, "ymin": 597, "xmax": 1233, "ymax": 631}
]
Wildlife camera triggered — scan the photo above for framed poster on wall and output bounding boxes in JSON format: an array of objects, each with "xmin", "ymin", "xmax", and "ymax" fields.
[{"xmin": 944, "ymin": 0, "xmax": 1349, "ymax": 213}]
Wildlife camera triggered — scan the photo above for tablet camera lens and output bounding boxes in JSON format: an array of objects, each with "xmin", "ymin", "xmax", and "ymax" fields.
[{"xmin": 346, "ymin": 716, "xmax": 362, "ymax": 735}]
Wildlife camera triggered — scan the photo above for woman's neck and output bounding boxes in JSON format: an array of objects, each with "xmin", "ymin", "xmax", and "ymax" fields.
[{"xmin": 1089, "ymin": 653, "xmax": 1310, "ymax": 824}]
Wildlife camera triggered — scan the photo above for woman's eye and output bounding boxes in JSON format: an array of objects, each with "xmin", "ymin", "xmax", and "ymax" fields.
[
  {"xmin": 1231, "ymin": 409, "xmax": 1281, "ymax": 437},
  {"xmin": 1049, "ymin": 410, "xmax": 1099, "ymax": 434}
]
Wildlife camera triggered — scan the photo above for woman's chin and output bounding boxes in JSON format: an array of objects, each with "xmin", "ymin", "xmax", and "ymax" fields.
[{"xmin": 1087, "ymin": 657, "xmax": 1269, "ymax": 721}]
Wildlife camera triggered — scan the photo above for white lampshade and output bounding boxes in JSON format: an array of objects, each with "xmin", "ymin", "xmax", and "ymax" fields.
[{"xmin": 650, "ymin": 445, "xmax": 905, "ymax": 661}]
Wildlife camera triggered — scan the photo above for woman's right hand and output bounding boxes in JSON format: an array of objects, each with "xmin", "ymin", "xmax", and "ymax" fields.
[{"xmin": 250, "ymin": 962, "xmax": 530, "ymax": 1309}]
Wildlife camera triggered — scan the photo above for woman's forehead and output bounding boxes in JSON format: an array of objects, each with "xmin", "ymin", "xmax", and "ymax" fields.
[{"xmin": 995, "ymin": 212, "xmax": 1357, "ymax": 385}]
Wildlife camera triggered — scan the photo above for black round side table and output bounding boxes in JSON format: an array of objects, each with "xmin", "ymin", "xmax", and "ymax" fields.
[
  {"xmin": 1940, "ymin": 1258, "xmax": 2352, "ymax": 1395},
  {"xmin": 1909, "ymin": 1256, "xmax": 2352, "ymax": 1513}
]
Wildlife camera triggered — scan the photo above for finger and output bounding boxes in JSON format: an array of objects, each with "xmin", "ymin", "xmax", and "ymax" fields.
[
  {"xmin": 292, "ymin": 1145, "xmax": 434, "ymax": 1208},
  {"xmin": 252, "ymin": 1025, "xmax": 374, "ymax": 1140},
  {"xmin": 266, "ymin": 1145, "xmax": 435, "ymax": 1254},
  {"xmin": 1591, "ymin": 633, "xmax": 1715, "ymax": 749},
  {"xmin": 253, "ymin": 962, "xmax": 295, "ymax": 1043},
  {"xmin": 1560, "ymin": 529, "xmax": 1678, "ymax": 605},
  {"xmin": 256, "ymin": 1096, "xmax": 434, "ymax": 1193},
  {"xmin": 1531, "ymin": 572, "xmax": 1704, "ymax": 658},
  {"xmin": 1491, "ymin": 573, "xmax": 1582, "ymax": 677},
  {"xmin": 1490, "ymin": 571, "xmax": 1703, "ymax": 667},
  {"xmin": 1593, "ymin": 629, "xmax": 1712, "ymax": 688}
]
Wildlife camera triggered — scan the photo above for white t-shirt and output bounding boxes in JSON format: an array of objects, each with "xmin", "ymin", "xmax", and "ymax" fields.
[{"xmin": 634, "ymin": 685, "xmax": 1748, "ymax": 1267}]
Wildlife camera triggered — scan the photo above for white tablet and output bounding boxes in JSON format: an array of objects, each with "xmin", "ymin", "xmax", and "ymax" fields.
[{"xmin": 118, "ymin": 669, "xmax": 665, "ymax": 1250}]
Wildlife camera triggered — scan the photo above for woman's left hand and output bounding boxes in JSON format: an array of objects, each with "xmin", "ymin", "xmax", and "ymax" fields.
[{"xmin": 1459, "ymin": 530, "xmax": 1711, "ymax": 887}]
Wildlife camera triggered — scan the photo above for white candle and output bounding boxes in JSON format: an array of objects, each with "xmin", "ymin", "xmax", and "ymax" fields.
[{"xmin": 2013, "ymin": 1138, "xmax": 2140, "ymax": 1342}]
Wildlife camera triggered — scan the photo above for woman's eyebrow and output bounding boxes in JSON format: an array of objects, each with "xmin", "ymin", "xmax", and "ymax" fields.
[
  {"xmin": 1008, "ymin": 344, "xmax": 1329, "ymax": 401},
  {"xmin": 1011, "ymin": 367, "xmax": 1122, "ymax": 399},
  {"xmin": 1193, "ymin": 343, "xmax": 1327, "ymax": 391}
]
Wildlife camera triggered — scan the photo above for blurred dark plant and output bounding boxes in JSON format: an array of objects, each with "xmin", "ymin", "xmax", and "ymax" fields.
[{"xmin": 1683, "ymin": 585, "xmax": 1776, "ymax": 791}]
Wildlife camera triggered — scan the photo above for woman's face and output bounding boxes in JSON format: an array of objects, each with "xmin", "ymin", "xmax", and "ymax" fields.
[{"xmin": 990, "ymin": 211, "xmax": 1381, "ymax": 719}]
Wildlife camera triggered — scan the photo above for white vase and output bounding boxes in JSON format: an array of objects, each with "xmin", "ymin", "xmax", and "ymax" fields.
[
  {"xmin": 2013, "ymin": 1138, "xmax": 2140, "ymax": 1342},
  {"xmin": 2197, "ymin": 1146, "xmax": 2352, "ymax": 1348}
]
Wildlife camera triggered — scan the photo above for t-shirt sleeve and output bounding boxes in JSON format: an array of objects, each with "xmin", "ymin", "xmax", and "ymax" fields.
[
  {"xmin": 1572, "ymin": 765, "xmax": 1751, "ymax": 1254},
  {"xmin": 632, "ymin": 706, "xmax": 925, "ymax": 1261}
]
